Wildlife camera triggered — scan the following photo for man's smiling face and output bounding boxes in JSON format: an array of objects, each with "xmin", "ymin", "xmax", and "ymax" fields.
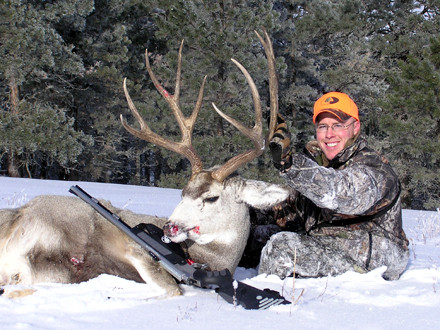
[{"xmin": 315, "ymin": 113, "xmax": 360, "ymax": 160}]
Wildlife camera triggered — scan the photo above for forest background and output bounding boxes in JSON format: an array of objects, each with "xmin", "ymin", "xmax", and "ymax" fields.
[{"xmin": 1, "ymin": 0, "xmax": 439, "ymax": 210}]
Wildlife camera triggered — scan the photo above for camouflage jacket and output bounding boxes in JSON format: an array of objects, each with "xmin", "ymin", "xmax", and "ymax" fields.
[{"xmin": 282, "ymin": 135, "xmax": 408, "ymax": 248}]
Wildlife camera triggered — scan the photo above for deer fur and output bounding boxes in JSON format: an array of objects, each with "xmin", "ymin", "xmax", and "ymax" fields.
[{"xmin": 0, "ymin": 175, "xmax": 290, "ymax": 298}]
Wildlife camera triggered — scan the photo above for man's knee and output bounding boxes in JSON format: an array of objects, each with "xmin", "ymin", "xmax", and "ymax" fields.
[
  {"xmin": 369, "ymin": 236, "xmax": 409, "ymax": 280},
  {"xmin": 259, "ymin": 231, "xmax": 365, "ymax": 279},
  {"xmin": 258, "ymin": 232, "xmax": 301, "ymax": 279}
]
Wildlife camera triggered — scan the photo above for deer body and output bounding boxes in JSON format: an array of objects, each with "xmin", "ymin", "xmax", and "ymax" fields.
[
  {"xmin": 0, "ymin": 30, "xmax": 289, "ymax": 298},
  {"xmin": 0, "ymin": 177, "xmax": 289, "ymax": 298},
  {"xmin": 0, "ymin": 195, "xmax": 175, "ymax": 295}
]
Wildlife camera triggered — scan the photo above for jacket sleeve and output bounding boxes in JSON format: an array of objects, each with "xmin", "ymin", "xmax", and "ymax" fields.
[{"xmin": 281, "ymin": 154, "xmax": 397, "ymax": 215}]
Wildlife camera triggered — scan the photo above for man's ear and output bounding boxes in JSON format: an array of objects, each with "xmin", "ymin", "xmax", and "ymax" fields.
[{"xmin": 354, "ymin": 120, "xmax": 361, "ymax": 135}]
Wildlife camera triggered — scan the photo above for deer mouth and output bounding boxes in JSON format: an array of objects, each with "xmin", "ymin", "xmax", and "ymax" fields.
[{"xmin": 163, "ymin": 222, "xmax": 201, "ymax": 242}]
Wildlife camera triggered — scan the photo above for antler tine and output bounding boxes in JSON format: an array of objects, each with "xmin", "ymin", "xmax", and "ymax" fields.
[
  {"xmin": 212, "ymin": 59, "xmax": 263, "ymax": 140},
  {"xmin": 211, "ymin": 30, "xmax": 278, "ymax": 182},
  {"xmin": 120, "ymin": 41, "xmax": 206, "ymax": 175},
  {"xmin": 255, "ymin": 29, "xmax": 279, "ymax": 141},
  {"xmin": 211, "ymin": 59, "xmax": 264, "ymax": 182}
]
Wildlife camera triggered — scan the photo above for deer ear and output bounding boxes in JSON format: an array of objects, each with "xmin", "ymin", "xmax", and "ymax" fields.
[{"xmin": 235, "ymin": 179, "xmax": 291, "ymax": 210}]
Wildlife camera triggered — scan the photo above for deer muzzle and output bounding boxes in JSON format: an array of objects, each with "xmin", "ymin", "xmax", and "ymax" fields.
[{"xmin": 163, "ymin": 222, "xmax": 201, "ymax": 242}]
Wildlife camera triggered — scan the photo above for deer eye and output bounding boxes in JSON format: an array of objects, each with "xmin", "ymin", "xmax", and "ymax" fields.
[{"xmin": 204, "ymin": 196, "xmax": 219, "ymax": 203}]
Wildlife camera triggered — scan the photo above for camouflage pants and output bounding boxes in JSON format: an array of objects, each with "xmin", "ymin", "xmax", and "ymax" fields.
[{"xmin": 258, "ymin": 230, "xmax": 409, "ymax": 280}]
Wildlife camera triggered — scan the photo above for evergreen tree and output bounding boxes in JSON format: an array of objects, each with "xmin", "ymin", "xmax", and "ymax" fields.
[
  {"xmin": 368, "ymin": 0, "xmax": 440, "ymax": 209},
  {"xmin": 379, "ymin": 35, "xmax": 440, "ymax": 209},
  {"xmin": 67, "ymin": 0, "xmax": 160, "ymax": 184},
  {"xmin": 0, "ymin": 0, "xmax": 94, "ymax": 178}
]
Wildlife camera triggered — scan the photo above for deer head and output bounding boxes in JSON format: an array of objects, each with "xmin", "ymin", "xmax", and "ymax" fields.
[{"xmin": 121, "ymin": 31, "xmax": 289, "ymax": 271}]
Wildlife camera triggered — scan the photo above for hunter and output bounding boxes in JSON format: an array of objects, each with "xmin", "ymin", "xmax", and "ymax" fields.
[{"xmin": 261, "ymin": 91, "xmax": 409, "ymax": 280}]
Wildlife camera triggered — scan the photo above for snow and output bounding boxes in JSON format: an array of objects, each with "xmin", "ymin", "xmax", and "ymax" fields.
[{"xmin": 0, "ymin": 176, "xmax": 439, "ymax": 329}]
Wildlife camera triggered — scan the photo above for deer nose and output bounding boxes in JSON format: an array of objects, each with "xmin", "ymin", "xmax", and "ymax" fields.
[{"xmin": 163, "ymin": 222, "xmax": 180, "ymax": 237}]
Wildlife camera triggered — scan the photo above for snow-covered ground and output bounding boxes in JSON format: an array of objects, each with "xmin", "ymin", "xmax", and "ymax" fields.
[{"xmin": 0, "ymin": 176, "xmax": 439, "ymax": 329}]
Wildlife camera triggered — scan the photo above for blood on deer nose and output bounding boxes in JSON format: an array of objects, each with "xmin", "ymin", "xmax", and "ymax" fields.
[
  {"xmin": 192, "ymin": 226, "xmax": 201, "ymax": 235},
  {"xmin": 163, "ymin": 223, "xmax": 179, "ymax": 237}
]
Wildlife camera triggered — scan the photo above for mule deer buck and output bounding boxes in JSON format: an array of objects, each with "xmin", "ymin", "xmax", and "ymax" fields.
[{"xmin": 0, "ymin": 31, "xmax": 291, "ymax": 299}]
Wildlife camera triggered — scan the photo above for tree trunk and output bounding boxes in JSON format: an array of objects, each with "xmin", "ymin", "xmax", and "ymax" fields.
[
  {"xmin": 7, "ymin": 78, "xmax": 21, "ymax": 177},
  {"xmin": 7, "ymin": 151, "xmax": 20, "ymax": 177}
]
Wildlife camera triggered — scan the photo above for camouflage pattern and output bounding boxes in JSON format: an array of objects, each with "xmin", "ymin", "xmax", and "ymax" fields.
[{"xmin": 259, "ymin": 135, "xmax": 409, "ymax": 280}]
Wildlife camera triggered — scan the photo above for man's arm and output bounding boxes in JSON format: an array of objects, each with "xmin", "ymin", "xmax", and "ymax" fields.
[{"xmin": 281, "ymin": 154, "xmax": 398, "ymax": 215}]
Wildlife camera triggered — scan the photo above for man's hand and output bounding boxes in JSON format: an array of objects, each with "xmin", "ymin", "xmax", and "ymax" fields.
[{"xmin": 269, "ymin": 114, "xmax": 292, "ymax": 172}]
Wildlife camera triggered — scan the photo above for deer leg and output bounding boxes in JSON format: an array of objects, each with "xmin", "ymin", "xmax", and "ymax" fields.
[
  {"xmin": 0, "ymin": 253, "xmax": 36, "ymax": 298},
  {"xmin": 125, "ymin": 246, "xmax": 182, "ymax": 298},
  {"xmin": 0, "ymin": 287, "xmax": 36, "ymax": 298}
]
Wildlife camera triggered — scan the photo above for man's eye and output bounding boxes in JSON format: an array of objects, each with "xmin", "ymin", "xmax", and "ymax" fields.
[
  {"xmin": 204, "ymin": 196, "xmax": 219, "ymax": 203},
  {"xmin": 333, "ymin": 124, "xmax": 344, "ymax": 129}
]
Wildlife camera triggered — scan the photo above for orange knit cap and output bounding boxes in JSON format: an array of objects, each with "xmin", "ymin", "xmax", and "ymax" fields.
[{"xmin": 313, "ymin": 92, "xmax": 359, "ymax": 123}]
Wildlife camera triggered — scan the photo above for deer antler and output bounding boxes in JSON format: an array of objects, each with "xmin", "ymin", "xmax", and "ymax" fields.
[
  {"xmin": 121, "ymin": 40, "xmax": 206, "ymax": 176},
  {"xmin": 121, "ymin": 31, "xmax": 278, "ymax": 183},
  {"xmin": 256, "ymin": 30, "xmax": 279, "ymax": 142},
  {"xmin": 211, "ymin": 29, "xmax": 279, "ymax": 182}
]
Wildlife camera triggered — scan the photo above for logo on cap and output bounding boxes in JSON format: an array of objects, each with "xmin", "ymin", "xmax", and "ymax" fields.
[{"xmin": 324, "ymin": 97, "xmax": 339, "ymax": 104}]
